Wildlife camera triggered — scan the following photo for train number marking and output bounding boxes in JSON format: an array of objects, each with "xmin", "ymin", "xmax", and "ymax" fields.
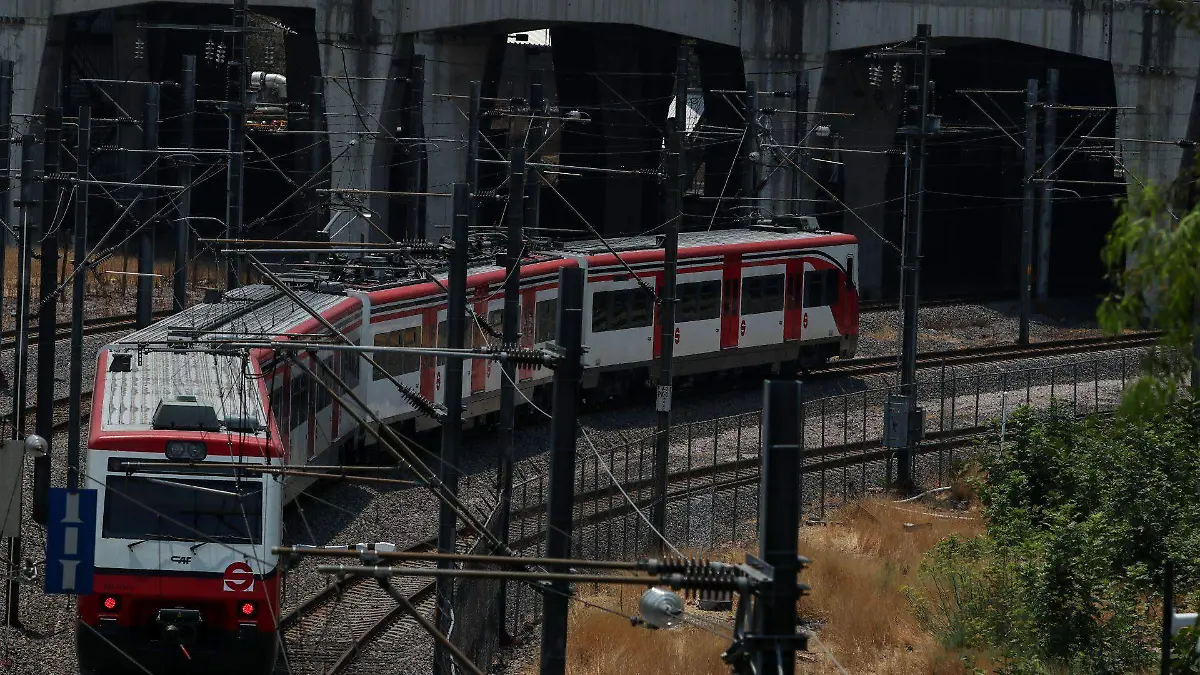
[
  {"xmin": 674, "ymin": 327, "xmax": 680, "ymax": 345},
  {"xmin": 802, "ymin": 313, "xmax": 808, "ymax": 329},
  {"xmin": 223, "ymin": 561, "xmax": 255, "ymax": 592},
  {"xmin": 739, "ymin": 319, "xmax": 745, "ymax": 337},
  {"xmin": 436, "ymin": 372, "xmax": 442, "ymax": 390}
]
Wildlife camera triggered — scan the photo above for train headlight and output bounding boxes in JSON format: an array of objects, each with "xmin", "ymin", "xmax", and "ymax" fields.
[{"xmin": 165, "ymin": 441, "xmax": 207, "ymax": 462}]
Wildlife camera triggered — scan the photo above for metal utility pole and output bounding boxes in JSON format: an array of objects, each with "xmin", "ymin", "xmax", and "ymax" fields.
[
  {"xmin": 756, "ymin": 379, "xmax": 807, "ymax": 675},
  {"xmin": 525, "ymin": 73, "xmax": 545, "ymax": 234},
  {"xmin": 1036, "ymin": 69, "xmax": 1058, "ymax": 311},
  {"xmin": 1019, "ymin": 78, "xmax": 1039, "ymax": 345},
  {"xmin": 495, "ymin": 78, "xmax": 538, "ymax": 639},
  {"xmin": 6, "ymin": 134, "xmax": 36, "ymax": 629},
  {"xmin": 225, "ymin": 0, "xmax": 248, "ymax": 288},
  {"xmin": 174, "ymin": 55, "xmax": 196, "ymax": 311},
  {"xmin": 537, "ymin": 265, "xmax": 585, "ymax": 675},
  {"xmin": 0, "ymin": 60, "xmax": 12, "ymax": 314},
  {"xmin": 466, "ymin": 81, "xmax": 480, "ymax": 213},
  {"xmin": 650, "ymin": 45, "xmax": 689, "ymax": 548},
  {"xmin": 433, "ymin": 183, "xmax": 470, "ymax": 675},
  {"xmin": 497, "ymin": 144, "xmax": 524, "ymax": 544},
  {"xmin": 67, "ymin": 107, "xmax": 91, "ymax": 492},
  {"xmin": 33, "ymin": 108, "xmax": 62, "ymax": 526},
  {"xmin": 137, "ymin": 85, "xmax": 159, "ymax": 328},
  {"xmin": 742, "ymin": 80, "xmax": 759, "ymax": 223},
  {"xmin": 310, "ymin": 74, "xmax": 328, "ymax": 231},
  {"xmin": 793, "ymin": 73, "xmax": 813, "ymax": 216},
  {"xmin": 407, "ymin": 55, "xmax": 426, "ymax": 239},
  {"xmin": 895, "ymin": 24, "xmax": 937, "ymax": 491}
]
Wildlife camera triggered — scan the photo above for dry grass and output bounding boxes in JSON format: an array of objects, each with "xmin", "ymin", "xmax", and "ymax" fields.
[
  {"xmin": 549, "ymin": 488, "xmax": 986, "ymax": 675},
  {"xmin": 549, "ymin": 585, "xmax": 732, "ymax": 675},
  {"xmin": 797, "ymin": 497, "xmax": 983, "ymax": 674}
]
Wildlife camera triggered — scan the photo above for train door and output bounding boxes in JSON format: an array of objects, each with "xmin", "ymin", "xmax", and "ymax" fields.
[
  {"xmin": 784, "ymin": 260, "xmax": 805, "ymax": 341},
  {"xmin": 720, "ymin": 254, "xmax": 741, "ymax": 350},
  {"xmin": 471, "ymin": 285, "xmax": 489, "ymax": 395},
  {"xmin": 519, "ymin": 288, "xmax": 536, "ymax": 382}
]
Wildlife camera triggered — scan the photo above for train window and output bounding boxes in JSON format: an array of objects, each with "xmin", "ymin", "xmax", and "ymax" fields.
[
  {"xmin": 313, "ymin": 357, "xmax": 333, "ymax": 412},
  {"xmin": 677, "ymin": 281, "xmax": 721, "ymax": 322},
  {"xmin": 373, "ymin": 327, "xmax": 422, "ymax": 378},
  {"xmin": 804, "ymin": 269, "xmax": 840, "ymax": 308},
  {"xmin": 372, "ymin": 330, "xmax": 401, "ymax": 380},
  {"xmin": 630, "ymin": 289, "xmax": 653, "ymax": 328},
  {"xmin": 489, "ymin": 308, "xmax": 504, "ymax": 336},
  {"xmin": 436, "ymin": 320, "xmax": 470, "ymax": 366},
  {"xmin": 342, "ymin": 350, "xmax": 361, "ymax": 389},
  {"xmin": 102, "ymin": 475, "xmax": 263, "ymax": 544},
  {"xmin": 291, "ymin": 372, "xmax": 309, "ymax": 428},
  {"xmin": 742, "ymin": 274, "xmax": 785, "ymax": 315},
  {"xmin": 591, "ymin": 289, "xmax": 654, "ymax": 333},
  {"xmin": 535, "ymin": 298, "xmax": 557, "ymax": 343}
]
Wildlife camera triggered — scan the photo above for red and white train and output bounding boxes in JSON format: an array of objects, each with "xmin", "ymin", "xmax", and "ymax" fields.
[{"xmin": 76, "ymin": 226, "xmax": 858, "ymax": 674}]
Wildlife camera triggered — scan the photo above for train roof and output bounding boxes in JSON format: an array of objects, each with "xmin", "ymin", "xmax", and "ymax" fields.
[
  {"xmin": 95, "ymin": 348, "xmax": 268, "ymax": 435},
  {"xmin": 561, "ymin": 227, "xmax": 855, "ymax": 256},
  {"xmin": 116, "ymin": 284, "xmax": 350, "ymax": 345}
]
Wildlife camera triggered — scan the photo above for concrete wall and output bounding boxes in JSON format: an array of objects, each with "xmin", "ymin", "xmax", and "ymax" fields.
[{"xmin": 4, "ymin": 0, "xmax": 1200, "ymax": 254}]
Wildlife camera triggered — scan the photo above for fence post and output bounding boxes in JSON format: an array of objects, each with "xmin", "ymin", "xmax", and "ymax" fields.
[
  {"xmin": 733, "ymin": 414, "xmax": 743, "ymax": 542},
  {"xmin": 711, "ymin": 419, "xmax": 718, "ymax": 550},
  {"xmin": 939, "ymin": 362, "xmax": 946, "ymax": 433}
]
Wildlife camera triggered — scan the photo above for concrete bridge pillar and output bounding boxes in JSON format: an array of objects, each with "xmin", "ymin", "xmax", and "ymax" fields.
[
  {"xmin": 817, "ymin": 55, "xmax": 901, "ymax": 301},
  {"xmin": 415, "ymin": 34, "xmax": 490, "ymax": 239},
  {"xmin": 316, "ymin": 0, "xmax": 402, "ymax": 243},
  {"xmin": 744, "ymin": 56, "xmax": 805, "ymax": 218}
]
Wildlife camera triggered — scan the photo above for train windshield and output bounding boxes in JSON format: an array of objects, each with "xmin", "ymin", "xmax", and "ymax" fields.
[{"xmin": 102, "ymin": 475, "xmax": 264, "ymax": 545}]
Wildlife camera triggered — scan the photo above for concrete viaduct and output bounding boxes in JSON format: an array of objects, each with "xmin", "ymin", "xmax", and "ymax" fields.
[{"xmin": 2, "ymin": 0, "xmax": 1197, "ymax": 299}]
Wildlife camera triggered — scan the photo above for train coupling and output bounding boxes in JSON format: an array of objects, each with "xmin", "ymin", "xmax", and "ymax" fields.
[{"xmin": 156, "ymin": 608, "xmax": 203, "ymax": 647}]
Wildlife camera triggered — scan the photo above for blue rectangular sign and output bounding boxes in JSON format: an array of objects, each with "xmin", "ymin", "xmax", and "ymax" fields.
[{"xmin": 44, "ymin": 488, "xmax": 97, "ymax": 595}]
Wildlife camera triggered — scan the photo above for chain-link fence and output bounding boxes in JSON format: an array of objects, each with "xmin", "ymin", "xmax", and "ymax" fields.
[{"xmin": 499, "ymin": 348, "xmax": 1149, "ymax": 639}]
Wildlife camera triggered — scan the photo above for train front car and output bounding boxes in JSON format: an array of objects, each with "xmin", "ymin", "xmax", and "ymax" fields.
[{"xmin": 77, "ymin": 347, "xmax": 284, "ymax": 675}]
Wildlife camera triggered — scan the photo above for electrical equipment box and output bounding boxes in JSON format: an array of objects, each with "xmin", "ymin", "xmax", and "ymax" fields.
[{"xmin": 884, "ymin": 394, "xmax": 925, "ymax": 448}]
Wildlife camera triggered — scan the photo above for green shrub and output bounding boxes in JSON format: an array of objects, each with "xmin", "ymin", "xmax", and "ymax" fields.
[{"xmin": 907, "ymin": 400, "xmax": 1200, "ymax": 672}]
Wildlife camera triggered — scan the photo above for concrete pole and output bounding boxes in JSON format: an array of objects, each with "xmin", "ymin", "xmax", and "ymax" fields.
[
  {"xmin": 755, "ymin": 379, "xmax": 805, "ymax": 675},
  {"xmin": 0, "ymin": 60, "xmax": 11, "ymax": 330},
  {"xmin": 225, "ymin": 0, "xmax": 247, "ymax": 288},
  {"xmin": 794, "ymin": 72, "xmax": 812, "ymax": 216},
  {"xmin": 5, "ymin": 134, "xmax": 36, "ymax": 629},
  {"xmin": 33, "ymin": 107, "xmax": 62, "ymax": 526},
  {"xmin": 174, "ymin": 55, "xmax": 195, "ymax": 312},
  {"xmin": 1036, "ymin": 69, "xmax": 1058, "ymax": 310},
  {"xmin": 651, "ymin": 45, "xmax": 689, "ymax": 547},
  {"xmin": 1019, "ymin": 78, "xmax": 1039, "ymax": 345},
  {"xmin": 897, "ymin": 25, "xmax": 932, "ymax": 491},
  {"xmin": 67, "ymin": 107, "xmax": 91, "ymax": 492},
  {"xmin": 433, "ymin": 183, "xmax": 470, "ymax": 675},
  {"xmin": 742, "ymin": 80, "xmax": 759, "ymax": 224},
  {"xmin": 137, "ymin": 85, "xmax": 158, "ymax": 328},
  {"xmin": 408, "ymin": 56, "xmax": 425, "ymax": 239},
  {"xmin": 537, "ymin": 266, "xmax": 584, "ymax": 675},
  {"xmin": 497, "ymin": 143, "xmax": 524, "ymax": 557}
]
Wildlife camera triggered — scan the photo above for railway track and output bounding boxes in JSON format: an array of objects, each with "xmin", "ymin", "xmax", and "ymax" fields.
[
  {"xmin": 814, "ymin": 331, "xmax": 1160, "ymax": 381},
  {"xmin": 279, "ymin": 537, "xmax": 472, "ymax": 675},
  {"xmin": 0, "ymin": 308, "xmax": 173, "ymax": 352}
]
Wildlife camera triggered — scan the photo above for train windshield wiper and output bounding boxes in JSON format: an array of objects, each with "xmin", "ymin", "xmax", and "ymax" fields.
[{"xmin": 127, "ymin": 539, "xmax": 151, "ymax": 550}]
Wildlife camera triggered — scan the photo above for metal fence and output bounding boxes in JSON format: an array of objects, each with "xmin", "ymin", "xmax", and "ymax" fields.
[{"xmin": 501, "ymin": 348, "xmax": 1148, "ymax": 637}]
